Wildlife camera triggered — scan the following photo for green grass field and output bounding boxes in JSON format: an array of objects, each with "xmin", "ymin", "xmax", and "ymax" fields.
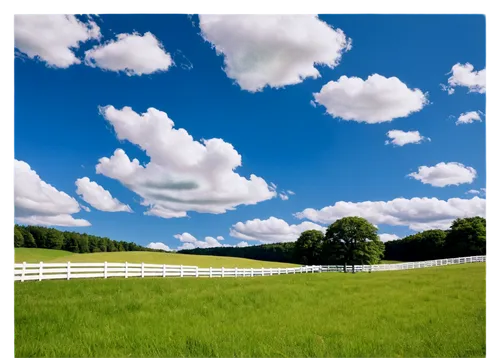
[
  {"xmin": 15, "ymin": 263, "xmax": 485, "ymax": 357},
  {"xmin": 14, "ymin": 248, "xmax": 299, "ymax": 268}
]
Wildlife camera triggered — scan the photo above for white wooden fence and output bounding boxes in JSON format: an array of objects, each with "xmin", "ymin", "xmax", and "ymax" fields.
[{"xmin": 14, "ymin": 255, "xmax": 485, "ymax": 282}]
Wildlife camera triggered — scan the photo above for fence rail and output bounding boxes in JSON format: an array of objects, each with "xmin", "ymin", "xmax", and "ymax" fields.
[{"xmin": 14, "ymin": 255, "xmax": 485, "ymax": 282}]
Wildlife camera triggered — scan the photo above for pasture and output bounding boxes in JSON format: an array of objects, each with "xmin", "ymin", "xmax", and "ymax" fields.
[
  {"xmin": 15, "ymin": 263, "xmax": 485, "ymax": 357},
  {"xmin": 14, "ymin": 248, "xmax": 299, "ymax": 268}
]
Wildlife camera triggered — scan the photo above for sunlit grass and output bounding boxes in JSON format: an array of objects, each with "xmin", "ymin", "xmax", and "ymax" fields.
[
  {"xmin": 15, "ymin": 248, "xmax": 299, "ymax": 268},
  {"xmin": 15, "ymin": 263, "xmax": 485, "ymax": 357}
]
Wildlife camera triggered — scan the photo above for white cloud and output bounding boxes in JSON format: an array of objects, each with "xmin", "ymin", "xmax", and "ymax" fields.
[
  {"xmin": 75, "ymin": 177, "xmax": 132, "ymax": 212},
  {"xmin": 295, "ymin": 196, "xmax": 485, "ymax": 231},
  {"xmin": 147, "ymin": 242, "xmax": 172, "ymax": 251},
  {"xmin": 287, "ymin": 190, "xmax": 295, "ymax": 195},
  {"xmin": 408, "ymin": 162, "xmax": 476, "ymax": 187},
  {"xmin": 84, "ymin": 32, "xmax": 173, "ymax": 76},
  {"xmin": 313, "ymin": 74, "xmax": 428, "ymax": 123},
  {"xmin": 173, "ymin": 233, "xmax": 246, "ymax": 250},
  {"xmin": 466, "ymin": 189, "xmax": 486, "ymax": 197},
  {"xmin": 15, "ymin": 15, "xmax": 100, "ymax": 68},
  {"xmin": 15, "ymin": 159, "xmax": 90, "ymax": 227},
  {"xmin": 385, "ymin": 130, "xmax": 429, "ymax": 146},
  {"xmin": 199, "ymin": 15, "xmax": 351, "ymax": 92},
  {"xmin": 174, "ymin": 233, "xmax": 198, "ymax": 243},
  {"xmin": 279, "ymin": 192, "xmax": 289, "ymax": 200},
  {"xmin": 95, "ymin": 105, "xmax": 276, "ymax": 219},
  {"xmin": 81, "ymin": 204, "xmax": 91, "ymax": 212},
  {"xmin": 456, "ymin": 111, "xmax": 483, "ymax": 125},
  {"xmin": 445, "ymin": 63, "xmax": 485, "ymax": 94},
  {"xmin": 379, "ymin": 233, "xmax": 400, "ymax": 242},
  {"xmin": 230, "ymin": 216, "xmax": 326, "ymax": 243}
]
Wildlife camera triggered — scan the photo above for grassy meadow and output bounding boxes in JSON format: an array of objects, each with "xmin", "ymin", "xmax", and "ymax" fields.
[
  {"xmin": 15, "ymin": 263, "xmax": 485, "ymax": 357},
  {"xmin": 14, "ymin": 248, "xmax": 299, "ymax": 268}
]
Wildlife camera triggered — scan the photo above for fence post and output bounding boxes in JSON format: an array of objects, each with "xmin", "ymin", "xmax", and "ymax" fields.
[
  {"xmin": 209, "ymin": 267, "xmax": 213, "ymax": 278},
  {"xmin": 141, "ymin": 262, "xmax": 145, "ymax": 278},
  {"xmin": 67, "ymin": 261, "xmax": 71, "ymax": 280},
  {"xmin": 125, "ymin": 262, "xmax": 129, "ymax": 278},
  {"xmin": 196, "ymin": 266, "xmax": 199, "ymax": 278},
  {"xmin": 251, "ymin": 268, "xmax": 254, "ymax": 277},
  {"xmin": 104, "ymin": 261, "xmax": 107, "ymax": 279},
  {"xmin": 235, "ymin": 267, "xmax": 237, "ymax": 277},
  {"xmin": 180, "ymin": 265, "xmax": 184, "ymax": 278},
  {"xmin": 270, "ymin": 268, "xmax": 273, "ymax": 276},
  {"xmin": 21, "ymin": 262, "xmax": 26, "ymax": 282},
  {"xmin": 221, "ymin": 267, "xmax": 224, "ymax": 278},
  {"xmin": 39, "ymin": 261, "xmax": 43, "ymax": 281}
]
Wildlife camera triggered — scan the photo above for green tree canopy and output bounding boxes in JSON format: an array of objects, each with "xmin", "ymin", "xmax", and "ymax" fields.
[
  {"xmin": 14, "ymin": 227, "xmax": 24, "ymax": 248},
  {"xmin": 323, "ymin": 217, "xmax": 384, "ymax": 268},
  {"xmin": 445, "ymin": 217, "xmax": 486, "ymax": 257},
  {"xmin": 293, "ymin": 230, "xmax": 325, "ymax": 265}
]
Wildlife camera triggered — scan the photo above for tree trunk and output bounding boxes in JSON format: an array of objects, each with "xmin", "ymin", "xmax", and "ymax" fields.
[{"xmin": 352, "ymin": 263, "xmax": 355, "ymax": 274}]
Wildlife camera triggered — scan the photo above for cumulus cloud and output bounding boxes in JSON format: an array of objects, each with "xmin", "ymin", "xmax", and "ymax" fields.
[
  {"xmin": 230, "ymin": 216, "xmax": 326, "ymax": 243},
  {"xmin": 95, "ymin": 105, "xmax": 276, "ymax": 219},
  {"xmin": 173, "ymin": 233, "xmax": 247, "ymax": 250},
  {"xmin": 385, "ymin": 130, "xmax": 429, "ymax": 146},
  {"xmin": 81, "ymin": 204, "xmax": 91, "ymax": 212},
  {"xmin": 84, "ymin": 32, "xmax": 173, "ymax": 76},
  {"xmin": 15, "ymin": 159, "xmax": 90, "ymax": 227},
  {"xmin": 147, "ymin": 242, "xmax": 172, "ymax": 251},
  {"xmin": 279, "ymin": 192, "xmax": 289, "ymax": 200},
  {"xmin": 313, "ymin": 74, "xmax": 428, "ymax": 123},
  {"xmin": 408, "ymin": 162, "xmax": 476, "ymax": 187},
  {"xmin": 199, "ymin": 15, "xmax": 351, "ymax": 92},
  {"xmin": 443, "ymin": 63, "xmax": 485, "ymax": 94},
  {"xmin": 466, "ymin": 189, "xmax": 486, "ymax": 197},
  {"xmin": 295, "ymin": 196, "xmax": 485, "ymax": 231},
  {"xmin": 379, "ymin": 233, "xmax": 400, "ymax": 242},
  {"xmin": 456, "ymin": 111, "xmax": 484, "ymax": 125},
  {"xmin": 75, "ymin": 177, "xmax": 132, "ymax": 212},
  {"xmin": 15, "ymin": 15, "xmax": 100, "ymax": 68}
]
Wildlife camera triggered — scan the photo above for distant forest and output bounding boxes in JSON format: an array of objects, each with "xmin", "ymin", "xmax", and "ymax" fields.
[
  {"xmin": 15, "ymin": 216, "xmax": 485, "ymax": 264},
  {"xmin": 14, "ymin": 224, "xmax": 161, "ymax": 254},
  {"xmin": 179, "ymin": 217, "xmax": 486, "ymax": 264}
]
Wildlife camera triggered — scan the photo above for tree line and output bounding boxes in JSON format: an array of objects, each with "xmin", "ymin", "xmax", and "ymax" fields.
[
  {"xmin": 14, "ymin": 224, "xmax": 161, "ymax": 254},
  {"xmin": 181, "ymin": 216, "xmax": 486, "ymax": 266},
  {"xmin": 15, "ymin": 216, "xmax": 486, "ymax": 265}
]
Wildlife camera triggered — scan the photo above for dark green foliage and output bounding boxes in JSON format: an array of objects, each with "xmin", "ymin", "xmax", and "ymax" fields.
[
  {"xmin": 181, "ymin": 217, "xmax": 485, "ymax": 264},
  {"xmin": 14, "ymin": 225, "xmax": 161, "ymax": 253},
  {"xmin": 293, "ymin": 230, "xmax": 325, "ymax": 265},
  {"xmin": 14, "ymin": 227, "xmax": 24, "ymax": 248},
  {"xmin": 323, "ymin": 217, "xmax": 384, "ymax": 267}
]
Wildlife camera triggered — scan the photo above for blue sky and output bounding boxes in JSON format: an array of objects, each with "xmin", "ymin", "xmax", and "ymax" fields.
[{"xmin": 14, "ymin": 14, "xmax": 486, "ymax": 250}]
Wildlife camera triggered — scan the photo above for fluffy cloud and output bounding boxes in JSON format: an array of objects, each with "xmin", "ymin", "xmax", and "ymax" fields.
[
  {"xmin": 279, "ymin": 192, "xmax": 289, "ymax": 200},
  {"xmin": 456, "ymin": 111, "xmax": 483, "ymax": 125},
  {"xmin": 199, "ymin": 15, "xmax": 351, "ymax": 92},
  {"xmin": 84, "ymin": 32, "xmax": 173, "ymax": 76},
  {"xmin": 95, "ymin": 105, "xmax": 276, "ymax": 219},
  {"xmin": 15, "ymin": 159, "xmax": 90, "ymax": 227},
  {"xmin": 444, "ymin": 63, "xmax": 485, "ymax": 94},
  {"xmin": 295, "ymin": 196, "xmax": 485, "ymax": 231},
  {"xmin": 379, "ymin": 233, "xmax": 400, "ymax": 242},
  {"xmin": 15, "ymin": 15, "xmax": 100, "ymax": 68},
  {"xmin": 75, "ymin": 177, "xmax": 132, "ymax": 212},
  {"xmin": 408, "ymin": 162, "xmax": 476, "ymax": 187},
  {"xmin": 313, "ymin": 74, "xmax": 428, "ymax": 123},
  {"xmin": 230, "ymin": 216, "xmax": 326, "ymax": 243},
  {"xmin": 385, "ymin": 130, "xmax": 429, "ymax": 146},
  {"xmin": 466, "ymin": 189, "xmax": 486, "ymax": 197},
  {"xmin": 147, "ymin": 242, "xmax": 172, "ymax": 251},
  {"xmin": 172, "ymin": 233, "xmax": 247, "ymax": 250}
]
